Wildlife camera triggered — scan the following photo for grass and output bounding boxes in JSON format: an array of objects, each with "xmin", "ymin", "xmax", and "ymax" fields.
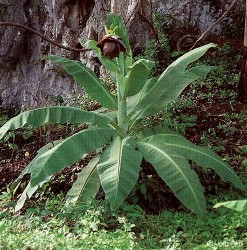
[
  {"xmin": 1, "ymin": 196, "xmax": 247, "ymax": 250},
  {"xmin": 0, "ymin": 198, "xmax": 136, "ymax": 250}
]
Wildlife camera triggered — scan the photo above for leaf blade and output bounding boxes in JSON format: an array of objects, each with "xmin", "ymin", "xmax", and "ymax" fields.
[
  {"xmin": 131, "ymin": 44, "xmax": 216, "ymax": 114},
  {"xmin": 137, "ymin": 140, "xmax": 206, "ymax": 216},
  {"xmin": 0, "ymin": 106, "xmax": 111, "ymax": 139},
  {"xmin": 124, "ymin": 59, "xmax": 154, "ymax": 97},
  {"xmin": 31, "ymin": 127, "xmax": 116, "ymax": 186},
  {"xmin": 145, "ymin": 133, "xmax": 245, "ymax": 190},
  {"xmin": 97, "ymin": 137, "xmax": 142, "ymax": 210},
  {"xmin": 214, "ymin": 199, "xmax": 247, "ymax": 212},
  {"xmin": 13, "ymin": 141, "xmax": 60, "ymax": 212},
  {"xmin": 49, "ymin": 55, "xmax": 117, "ymax": 109},
  {"xmin": 66, "ymin": 155, "xmax": 101, "ymax": 206}
]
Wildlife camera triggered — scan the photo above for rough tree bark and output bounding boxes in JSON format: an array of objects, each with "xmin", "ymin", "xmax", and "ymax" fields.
[
  {"xmin": 238, "ymin": 1, "xmax": 247, "ymax": 102},
  {"xmin": 0, "ymin": 1, "xmax": 245, "ymax": 109}
]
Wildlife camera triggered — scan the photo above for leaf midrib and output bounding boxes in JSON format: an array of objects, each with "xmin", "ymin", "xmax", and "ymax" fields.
[
  {"xmin": 140, "ymin": 141, "xmax": 202, "ymax": 214},
  {"xmin": 150, "ymin": 134, "xmax": 237, "ymax": 177},
  {"xmin": 113, "ymin": 138, "xmax": 124, "ymax": 204}
]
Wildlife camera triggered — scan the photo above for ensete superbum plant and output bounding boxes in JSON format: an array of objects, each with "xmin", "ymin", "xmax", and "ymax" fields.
[{"xmin": 0, "ymin": 14, "xmax": 245, "ymax": 215}]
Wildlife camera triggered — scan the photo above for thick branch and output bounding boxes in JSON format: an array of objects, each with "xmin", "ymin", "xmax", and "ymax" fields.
[{"xmin": 0, "ymin": 22, "xmax": 91, "ymax": 53}]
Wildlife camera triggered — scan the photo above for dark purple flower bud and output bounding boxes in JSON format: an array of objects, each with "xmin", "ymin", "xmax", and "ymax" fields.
[{"xmin": 96, "ymin": 34, "xmax": 127, "ymax": 59}]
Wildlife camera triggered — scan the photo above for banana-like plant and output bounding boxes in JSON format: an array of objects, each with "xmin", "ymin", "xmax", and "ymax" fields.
[{"xmin": 0, "ymin": 14, "xmax": 245, "ymax": 215}]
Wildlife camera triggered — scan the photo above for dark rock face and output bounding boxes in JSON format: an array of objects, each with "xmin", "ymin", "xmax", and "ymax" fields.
[
  {"xmin": 0, "ymin": 0, "xmax": 95, "ymax": 109},
  {"xmin": 0, "ymin": 0, "xmax": 153, "ymax": 109},
  {"xmin": 0, "ymin": 0, "xmax": 244, "ymax": 109}
]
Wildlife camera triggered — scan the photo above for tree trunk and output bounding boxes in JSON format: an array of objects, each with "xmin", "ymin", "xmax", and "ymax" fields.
[
  {"xmin": 111, "ymin": 0, "xmax": 117, "ymax": 14},
  {"xmin": 238, "ymin": 2, "xmax": 247, "ymax": 102}
]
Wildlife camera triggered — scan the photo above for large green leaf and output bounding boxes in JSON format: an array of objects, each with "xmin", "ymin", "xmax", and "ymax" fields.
[
  {"xmin": 14, "ymin": 141, "xmax": 61, "ymax": 212},
  {"xmin": 12, "ymin": 140, "xmax": 62, "ymax": 186},
  {"xmin": 30, "ymin": 127, "xmax": 116, "ymax": 186},
  {"xmin": 214, "ymin": 199, "xmax": 247, "ymax": 212},
  {"xmin": 128, "ymin": 64, "xmax": 213, "ymax": 126},
  {"xmin": 154, "ymin": 65, "xmax": 213, "ymax": 108},
  {"xmin": 49, "ymin": 55, "xmax": 117, "ymax": 109},
  {"xmin": 144, "ymin": 133, "xmax": 245, "ymax": 191},
  {"xmin": 137, "ymin": 140, "xmax": 206, "ymax": 216},
  {"xmin": 0, "ymin": 106, "xmax": 111, "ymax": 139},
  {"xmin": 124, "ymin": 59, "xmax": 155, "ymax": 97},
  {"xmin": 66, "ymin": 155, "xmax": 101, "ymax": 206},
  {"xmin": 15, "ymin": 177, "xmax": 51, "ymax": 212},
  {"xmin": 126, "ymin": 77, "xmax": 158, "ymax": 117},
  {"xmin": 130, "ymin": 44, "xmax": 215, "ymax": 114},
  {"xmin": 97, "ymin": 136, "xmax": 142, "ymax": 210}
]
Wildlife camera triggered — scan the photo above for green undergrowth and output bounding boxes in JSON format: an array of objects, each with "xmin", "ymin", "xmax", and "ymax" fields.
[{"xmin": 1, "ymin": 196, "xmax": 247, "ymax": 250}]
